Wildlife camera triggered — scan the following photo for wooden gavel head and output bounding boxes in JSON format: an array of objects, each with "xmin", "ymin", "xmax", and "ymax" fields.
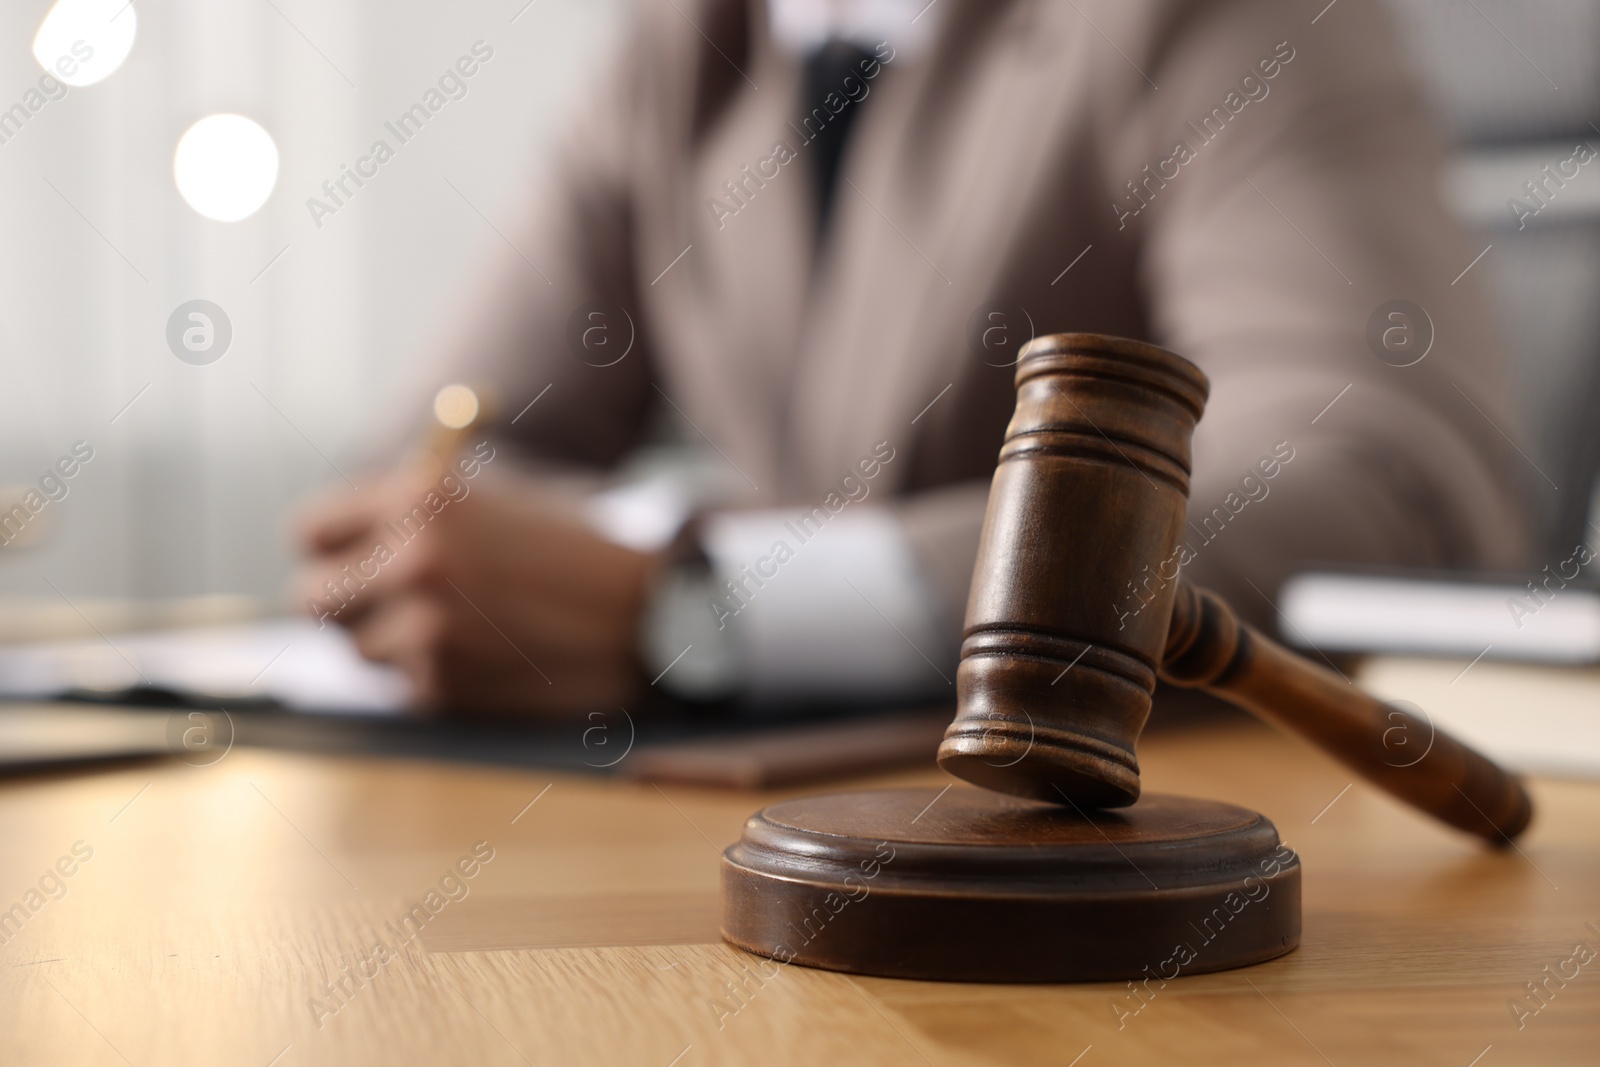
[
  {"xmin": 939, "ymin": 332, "xmax": 1531, "ymax": 843},
  {"xmin": 938, "ymin": 334, "xmax": 1206, "ymax": 806}
]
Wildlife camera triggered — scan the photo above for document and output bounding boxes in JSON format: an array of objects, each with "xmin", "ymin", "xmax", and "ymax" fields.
[{"xmin": 0, "ymin": 618, "xmax": 411, "ymax": 715}]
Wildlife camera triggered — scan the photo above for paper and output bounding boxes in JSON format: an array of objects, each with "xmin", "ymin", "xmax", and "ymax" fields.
[
  {"xmin": 0, "ymin": 618, "xmax": 411, "ymax": 715},
  {"xmin": 1358, "ymin": 655, "xmax": 1600, "ymax": 779}
]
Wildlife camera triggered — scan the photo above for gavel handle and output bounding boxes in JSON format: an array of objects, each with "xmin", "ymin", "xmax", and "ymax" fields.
[{"xmin": 1160, "ymin": 581, "xmax": 1533, "ymax": 844}]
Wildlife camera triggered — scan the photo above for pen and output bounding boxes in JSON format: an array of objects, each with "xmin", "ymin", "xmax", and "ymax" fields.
[{"xmin": 419, "ymin": 383, "xmax": 488, "ymax": 481}]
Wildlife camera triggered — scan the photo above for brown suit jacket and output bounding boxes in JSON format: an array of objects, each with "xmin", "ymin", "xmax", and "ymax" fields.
[{"xmin": 429, "ymin": 0, "xmax": 1530, "ymax": 633}]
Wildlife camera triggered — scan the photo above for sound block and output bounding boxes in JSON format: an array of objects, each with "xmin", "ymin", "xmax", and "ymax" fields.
[{"xmin": 721, "ymin": 787, "xmax": 1300, "ymax": 982}]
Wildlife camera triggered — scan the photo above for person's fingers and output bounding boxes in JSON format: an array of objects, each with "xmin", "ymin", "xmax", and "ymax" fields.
[
  {"xmin": 345, "ymin": 587, "xmax": 640, "ymax": 716},
  {"xmin": 369, "ymin": 508, "xmax": 643, "ymax": 656},
  {"xmin": 460, "ymin": 494, "xmax": 649, "ymax": 606},
  {"xmin": 293, "ymin": 535, "xmax": 422, "ymax": 627},
  {"xmin": 293, "ymin": 484, "xmax": 384, "ymax": 554},
  {"xmin": 348, "ymin": 594, "xmax": 450, "ymax": 703},
  {"xmin": 293, "ymin": 570, "xmax": 372, "ymax": 628},
  {"xmin": 297, "ymin": 471, "xmax": 659, "ymax": 717},
  {"xmin": 294, "ymin": 487, "xmax": 468, "ymax": 628},
  {"xmin": 373, "ymin": 523, "xmax": 451, "ymax": 589}
]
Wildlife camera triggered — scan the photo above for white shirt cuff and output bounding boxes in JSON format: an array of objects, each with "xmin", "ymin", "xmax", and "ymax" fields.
[{"xmin": 701, "ymin": 505, "xmax": 955, "ymax": 704}]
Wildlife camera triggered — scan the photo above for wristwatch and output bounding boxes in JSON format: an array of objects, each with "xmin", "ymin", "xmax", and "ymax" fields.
[{"xmin": 638, "ymin": 518, "xmax": 747, "ymax": 701}]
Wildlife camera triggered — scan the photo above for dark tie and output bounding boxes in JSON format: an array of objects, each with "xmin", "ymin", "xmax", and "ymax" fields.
[{"xmin": 799, "ymin": 39, "xmax": 876, "ymax": 238}]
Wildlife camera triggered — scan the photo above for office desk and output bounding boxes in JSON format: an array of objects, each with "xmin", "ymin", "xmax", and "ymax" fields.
[{"xmin": 0, "ymin": 719, "xmax": 1594, "ymax": 1066}]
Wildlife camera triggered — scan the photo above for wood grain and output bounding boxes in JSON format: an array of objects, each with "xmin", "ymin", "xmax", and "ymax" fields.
[
  {"xmin": 420, "ymin": 890, "xmax": 723, "ymax": 952},
  {"xmin": 0, "ymin": 719, "xmax": 1594, "ymax": 1065}
]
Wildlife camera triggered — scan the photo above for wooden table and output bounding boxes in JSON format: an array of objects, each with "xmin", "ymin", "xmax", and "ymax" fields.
[{"xmin": 0, "ymin": 717, "xmax": 1594, "ymax": 1066}]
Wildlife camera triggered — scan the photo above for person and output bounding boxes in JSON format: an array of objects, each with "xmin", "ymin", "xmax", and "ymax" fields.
[{"xmin": 294, "ymin": 0, "xmax": 1530, "ymax": 716}]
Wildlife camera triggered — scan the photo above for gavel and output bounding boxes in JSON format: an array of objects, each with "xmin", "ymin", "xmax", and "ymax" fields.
[
  {"xmin": 721, "ymin": 331, "xmax": 1532, "ymax": 983},
  {"xmin": 936, "ymin": 333, "xmax": 1532, "ymax": 843}
]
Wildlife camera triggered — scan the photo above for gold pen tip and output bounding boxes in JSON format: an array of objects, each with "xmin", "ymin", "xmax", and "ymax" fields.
[{"xmin": 432, "ymin": 384, "xmax": 480, "ymax": 430}]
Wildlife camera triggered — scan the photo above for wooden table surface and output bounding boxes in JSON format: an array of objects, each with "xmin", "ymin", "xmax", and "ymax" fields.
[{"xmin": 0, "ymin": 717, "xmax": 1595, "ymax": 1066}]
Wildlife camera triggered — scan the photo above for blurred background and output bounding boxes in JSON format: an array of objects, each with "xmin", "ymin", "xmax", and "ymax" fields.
[
  {"xmin": 0, "ymin": 0, "xmax": 630, "ymax": 627},
  {"xmin": 0, "ymin": 0, "xmax": 1596, "ymax": 621}
]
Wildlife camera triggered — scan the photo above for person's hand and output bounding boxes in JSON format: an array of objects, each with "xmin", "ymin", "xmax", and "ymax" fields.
[{"xmin": 292, "ymin": 465, "xmax": 661, "ymax": 716}]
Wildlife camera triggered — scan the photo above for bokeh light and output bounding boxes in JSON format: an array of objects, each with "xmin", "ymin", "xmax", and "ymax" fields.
[
  {"xmin": 173, "ymin": 115, "xmax": 279, "ymax": 222},
  {"xmin": 433, "ymin": 384, "xmax": 481, "ymax": 430},
  {"xmin": 33, "ymin": 0, "xmax": 137, "ymax": 88}
]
